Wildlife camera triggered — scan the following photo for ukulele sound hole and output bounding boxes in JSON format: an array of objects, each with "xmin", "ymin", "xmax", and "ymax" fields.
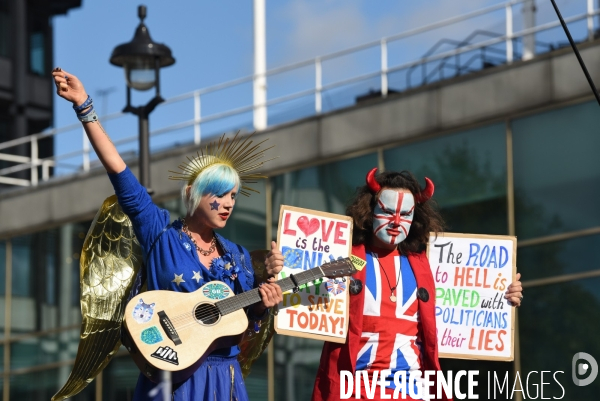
[{"xmin": 194, "ymin": 303, "xmax": 221, "ymax": 325}]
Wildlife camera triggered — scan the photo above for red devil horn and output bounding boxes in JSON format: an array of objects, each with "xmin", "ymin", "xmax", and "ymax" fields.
[
  {"xmin": 366, "ymin": 168, "xmax": 381, "ymax": 193},
  {"xmin": 415, "ymin": 177, "xmax": 434, "ymax": 203}
]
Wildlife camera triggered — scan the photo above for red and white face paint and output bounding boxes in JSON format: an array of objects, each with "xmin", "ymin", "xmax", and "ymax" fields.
[{"xmin": 373, "ymin": 189, "xmax": 415, "ymax": 245}]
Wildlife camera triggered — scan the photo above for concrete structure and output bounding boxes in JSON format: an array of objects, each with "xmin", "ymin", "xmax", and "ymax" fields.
[{"xmin": 2, "ymin": 39, "xmax": 599, "ymax": 238}]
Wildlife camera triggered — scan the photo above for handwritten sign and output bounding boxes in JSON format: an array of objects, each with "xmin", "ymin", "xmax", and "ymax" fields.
[
  {"xmin": 275, "ymin": 205, "xmax": 353, "ymax": 343},
  {"xmin": 428, "ymin": 232, "xmax": 516, "ymax": 361}
]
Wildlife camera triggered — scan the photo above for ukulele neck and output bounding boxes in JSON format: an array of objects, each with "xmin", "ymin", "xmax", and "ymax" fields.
[{"xmin": 215, "ymin": 267, "xmax": 325, "ymax": 316}]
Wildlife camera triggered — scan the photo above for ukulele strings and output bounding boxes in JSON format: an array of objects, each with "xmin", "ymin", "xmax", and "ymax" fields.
[
  {"xmin": 147, "ymin": 262, "xmax": 346, "ymax": 331},
  {"xmin": 162, "ymin": 293, "xmax": 253, "ymax": 330}
]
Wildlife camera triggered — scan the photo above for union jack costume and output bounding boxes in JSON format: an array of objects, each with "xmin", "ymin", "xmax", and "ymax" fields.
[
  {"xmin": 311, "ymin": 244, "xmax": 451, "ymax": 401},
  {"xmin": 356, "ymin": 250, "xmax": 422, "ymax": 397}
]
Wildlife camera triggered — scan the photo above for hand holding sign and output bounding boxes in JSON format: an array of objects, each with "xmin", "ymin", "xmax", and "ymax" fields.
[
  {"xmin": 265, "ymin": 241, "xmax": 284, "ymax": 278},
  {"xmin": 504, "ymin": 273, "xmax": 523, "ymax": 307}
]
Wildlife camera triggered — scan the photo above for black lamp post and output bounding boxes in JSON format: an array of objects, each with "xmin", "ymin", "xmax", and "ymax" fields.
[{"xmin": 110, "ymin": 5, "xmax": 175, "ymax": 191}]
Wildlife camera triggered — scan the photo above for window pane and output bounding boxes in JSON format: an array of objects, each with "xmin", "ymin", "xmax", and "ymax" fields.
[
  {"xmin": 513, "ymin": 101, "xmax": 600, "ymax": 239},
  {"xmin": 519, "ymin": 276, "xmax": 600, "ymax": 399},
  {"xmin": 10, "ymin": 369, "xmax": 95, "ymax": 401},
  {"xmin": 245, "ymin": 350, "xmax": 268, "ymax": 400},
  {"xmin": 10, "ymin": 327, "xmax": 80, "ymax": 371},
  {"xmin": 0, "ymin": 240, "xmax": 6, "ymax": 297},
  {"xmin": 29, "ymin": 31, "xmax": 45, "ymax": 76},
  {"xmin": 274, "ymin": 336, "xmax": 323, "ymax": 401},
  {"xmin": 0, "ymin": 10, "xmax": 9, "ymax": 58},
  {"xmin": 271, "ymin": 153, "xmax": 379, "ymax": 231},
  {"xmin": 12, "ymin": 235, "xmax": 32, "ymax": 297},
  {"xmin": 519, "ymin": 234, "xmax": 600, "ymax": 280},
  {"xmin": 384, "ymin": 124, "xmax": 507, "ymax": 234},
  {"xmin": 102, "ymin": 353, "xmax": 139, "ymax": 401}
]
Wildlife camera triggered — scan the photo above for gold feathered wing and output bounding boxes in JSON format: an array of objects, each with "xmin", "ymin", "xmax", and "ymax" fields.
[
  {"xmin": 52, "ymin": 195, "xmax": 143, "ymax": 401},
  {"xmin": 237, "ymin": 250, "xmax": 277, "ymax": 378}
]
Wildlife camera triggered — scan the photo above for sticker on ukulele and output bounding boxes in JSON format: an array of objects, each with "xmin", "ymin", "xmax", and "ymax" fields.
[
  {"xmin": 132, "ymin": 299, "xmax": 156, "ymax": 324},
  {"xmin": 326, "ymin": 279, "xmax": 346, "ymax": 296},
  {"xmin": 151, "ymin": 346, "xmax": 179, "ymax": 365},
  {"xmin": 202, "ymin": 283, "xmax": 231, "ymax": 300},
  {"xmin": 349, "ymin": 255, "xmax": 366, "ymax": 271},
  {"xmin": 141, "ymin": 326, "xmax": 163, "ymax": 345}
]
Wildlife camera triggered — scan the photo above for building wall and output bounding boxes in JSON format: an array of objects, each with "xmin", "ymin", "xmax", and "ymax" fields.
[{"xmin": 0, "ymin": 0, "xmax": 81, "ymax": 179}]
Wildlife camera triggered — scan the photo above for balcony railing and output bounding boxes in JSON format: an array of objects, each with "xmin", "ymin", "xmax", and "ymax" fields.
[{"xmin": 1, "ymin": 0, "xmax": 598, "ymax": 188}]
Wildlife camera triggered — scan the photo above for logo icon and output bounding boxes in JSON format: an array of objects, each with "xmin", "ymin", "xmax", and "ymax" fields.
[
  {"xmin": 202, "ymin": 282, "xmax": 230, "ymax": 300},
  {"xmin": 151, "ymin": 346, "xmax": 179, "ymax": 365},
  {"xmin": 572, "ymin": 352, "xmax": 598, "ymax": 386}
]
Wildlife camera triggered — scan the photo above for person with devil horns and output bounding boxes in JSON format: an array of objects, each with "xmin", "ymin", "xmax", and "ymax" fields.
[{"xmin": 265, "ymin": 168, "xmax": 523, "ymax": 401}]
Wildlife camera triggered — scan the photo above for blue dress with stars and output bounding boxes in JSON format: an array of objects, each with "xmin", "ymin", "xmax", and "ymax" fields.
[{"xmin": 109, "ymin": 167, "xmax": 258, "ymax": 401}]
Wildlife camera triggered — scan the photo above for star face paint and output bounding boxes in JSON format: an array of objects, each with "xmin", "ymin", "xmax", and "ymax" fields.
[
  {"xmin": 196, "ymin": 186, "xmax": 237, "ymax": 229},
  {"xmin": 373, "ymin": 189, "xmax": 415, "ymax": 245},
  {"xmin": 209, "ymin": 200, "xmax": 220, "ymax": 210}
]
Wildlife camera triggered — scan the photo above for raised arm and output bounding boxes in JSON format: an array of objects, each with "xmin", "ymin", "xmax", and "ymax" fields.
[{"xmin": 52, "ymin": 68, "xmax": 126, "ymax": 174}]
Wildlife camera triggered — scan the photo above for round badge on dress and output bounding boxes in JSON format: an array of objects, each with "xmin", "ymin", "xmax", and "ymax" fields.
[
  {"xmin": 183, "ymin": 242, "xmax": 192, "ymax": 251},
  {"xmin": 349, "ymin": 278, "xmax": 363, "ymax": 295},
  {"xmin": 417, "ymin": 287, "xmax": 429, "ymax": 302}
]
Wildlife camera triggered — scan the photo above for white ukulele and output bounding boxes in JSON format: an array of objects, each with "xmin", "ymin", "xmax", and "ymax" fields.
[{"xmin": 122, "ymin": 257, "xmax": 358, "ymax": 383}]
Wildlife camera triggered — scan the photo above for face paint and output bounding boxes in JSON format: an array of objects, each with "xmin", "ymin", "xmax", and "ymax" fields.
[
  {"xmin": 209, "ymin": 200, "xmax": 220, "ymax": 210},
  {"xmin": 373, "ymin": 189, "xmax": 415, "ymax": 245}
]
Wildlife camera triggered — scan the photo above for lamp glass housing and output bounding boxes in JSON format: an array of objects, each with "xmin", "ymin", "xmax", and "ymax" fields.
[{"xmin": 124, "ymin": 57, "xmax": 156, "ymax": 91}]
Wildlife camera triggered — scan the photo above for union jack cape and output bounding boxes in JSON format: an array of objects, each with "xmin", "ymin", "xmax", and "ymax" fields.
[{"xmin": 311, "ymin": 244, "xmax": 452, "ymax": 401}]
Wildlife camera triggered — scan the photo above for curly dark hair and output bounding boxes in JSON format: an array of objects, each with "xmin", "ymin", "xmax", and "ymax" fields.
[{"xmin": 346, "ymin": 170, "xmax": 445, "ymax": 254}]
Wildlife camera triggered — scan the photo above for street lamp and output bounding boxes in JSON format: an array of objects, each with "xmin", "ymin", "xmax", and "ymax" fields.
[{"xmin": 110, "ymin": 4, "xmax": 175, "ymax": 191}]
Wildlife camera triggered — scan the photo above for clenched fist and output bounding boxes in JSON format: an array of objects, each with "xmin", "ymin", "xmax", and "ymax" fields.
[{"xmin": 52, "ymin": 67, "xmax": 88, "ymax": 107}]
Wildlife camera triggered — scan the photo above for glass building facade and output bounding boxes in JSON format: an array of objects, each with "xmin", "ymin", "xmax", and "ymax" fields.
[{"xmin": 1, "ymin": 99, "xmax": 599, "ymax": 400}]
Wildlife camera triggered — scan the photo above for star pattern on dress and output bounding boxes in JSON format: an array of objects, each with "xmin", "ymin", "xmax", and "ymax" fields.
[
  {"xmin": 210, "ymin": 200, "xmax": 220, "ymax": 210},
  {"xmin": 192, "ymin": 271, "xmax": 202, "ymax": 283},
  {"xmin": 172, "ymin": 273, "xmax": 185, "ymax": 286}
]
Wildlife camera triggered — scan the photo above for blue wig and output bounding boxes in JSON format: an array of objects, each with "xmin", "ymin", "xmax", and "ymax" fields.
[{"xmin": 182, "ymin": 162, "xmax": 240, "ymax": 215}]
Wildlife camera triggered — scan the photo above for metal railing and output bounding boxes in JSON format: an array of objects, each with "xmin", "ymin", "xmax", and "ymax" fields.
[{"xmin": 0, "ymin": 0, "xmax": 598, "ymax": 188}]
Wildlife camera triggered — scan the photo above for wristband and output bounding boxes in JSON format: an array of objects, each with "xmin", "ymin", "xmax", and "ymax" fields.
[
  {"xmin": 77, "ymin": 106, "xmax": 95, "ymax": 117},
  {"xmin": 73, "ymin": 95, "xmax": 93, "ymax": 113},
  {"xmin": 78, "ymin": 108, "xmax": 98, "ymax": 123}
]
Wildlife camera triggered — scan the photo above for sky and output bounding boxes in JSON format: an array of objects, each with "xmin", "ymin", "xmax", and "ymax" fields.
[{"xmin": 50, "ymin": 0, "xmax": 590, "ymax": 172}]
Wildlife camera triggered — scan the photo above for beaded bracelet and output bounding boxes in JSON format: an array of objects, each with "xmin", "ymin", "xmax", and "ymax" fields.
[{"xmin": 73, "ymin": 95, "xmax": 93, "ymax": 113}]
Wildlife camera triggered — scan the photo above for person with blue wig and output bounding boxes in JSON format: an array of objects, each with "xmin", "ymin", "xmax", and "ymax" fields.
[{"xmin": 53, "ymin": 68, "xmax": 282, "ymax": 401}]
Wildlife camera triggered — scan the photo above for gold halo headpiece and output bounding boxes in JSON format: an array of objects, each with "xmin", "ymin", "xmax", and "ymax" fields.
[{"xmin": 169, "ymin": 132, "xmax": 275, "ymax": 196}]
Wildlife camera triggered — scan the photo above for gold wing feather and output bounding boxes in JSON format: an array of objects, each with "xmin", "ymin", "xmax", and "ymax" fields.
[
  {"xmin": 52, "ymin": 195, "xmax": 143, "ymax": 401},
  {"xmin": 237, "ymin": 250, "xmax": 276, "ymax": 378}
]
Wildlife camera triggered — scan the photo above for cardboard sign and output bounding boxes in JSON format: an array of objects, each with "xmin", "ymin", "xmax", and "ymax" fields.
[
  {"xmin": 275, "ymin": 205, "xmax": 353, "ymax": 343},
  {"xmin": 428, "ymin": 232, "xmax": 517, "ymax": 361}
]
